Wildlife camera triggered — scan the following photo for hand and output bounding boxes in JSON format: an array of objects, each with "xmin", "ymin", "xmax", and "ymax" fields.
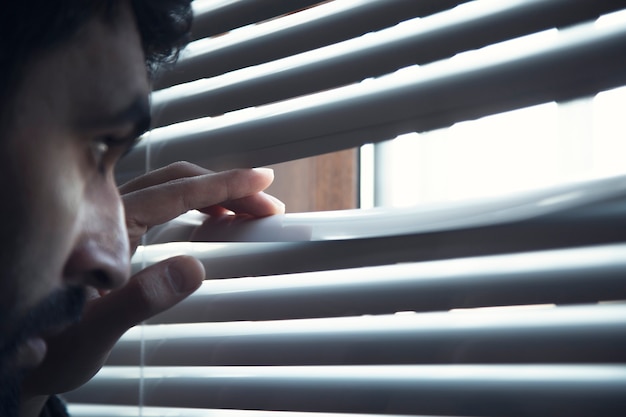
[
  {"xmin": 19, "ymin": 162, "xmax": 284, "ymax": 412},
  {"xmin": 120, "ymin": 162, "xmax": 284, "ymax": 251}
]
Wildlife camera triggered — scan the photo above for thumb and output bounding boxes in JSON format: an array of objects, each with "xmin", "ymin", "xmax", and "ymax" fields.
[
  {"xmin": 22, "ymin": 256, "xmax": 204, "ymax": 395},
  {"xmin": 102, "ymin": 255, "xmax": 205, "ymax": 329}
]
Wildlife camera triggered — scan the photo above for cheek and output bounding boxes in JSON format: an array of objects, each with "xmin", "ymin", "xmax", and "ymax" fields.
[
  {"xmin": 20, "ymin": 135, "xmax": 84, "ymax": 236},
  {"xmin": 6, "ymin": 132, "xmax": 86, "ymax": 312}
]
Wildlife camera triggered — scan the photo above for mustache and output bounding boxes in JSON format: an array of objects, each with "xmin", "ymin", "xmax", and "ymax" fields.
[{"xmin": 0, "ymin": 286, "xmax": 86, "ymax": 360}]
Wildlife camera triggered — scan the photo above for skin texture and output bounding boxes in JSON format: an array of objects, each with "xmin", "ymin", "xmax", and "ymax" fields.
[{"xmin": 0, "ymin": 2, "xmax": 284, "ymax": 416}]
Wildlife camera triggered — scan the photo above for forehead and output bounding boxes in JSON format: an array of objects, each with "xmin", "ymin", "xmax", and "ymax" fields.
[{"xmin": 12, "ymin": 2, "xmax": 149, "ymax": 127}]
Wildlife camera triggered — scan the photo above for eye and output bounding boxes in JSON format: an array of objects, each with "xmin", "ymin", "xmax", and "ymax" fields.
[
  {"xmin": 90, "ymin": 138, "xmax": 109, "ymax": 169},
  {"xmin": 90, "ymin": 135, "xmax": 125, "ymax": 174},
  {"xmin": 91, "ymin": 140, "xmax": 109, "ymax": 159},
  {"xmin": 89, "ymin": 131, "xmax": 143, "ymax": 175}
]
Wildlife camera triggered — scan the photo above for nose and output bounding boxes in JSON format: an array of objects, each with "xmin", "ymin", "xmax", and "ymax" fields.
[
  {"xmin": 63, "ymin": 183, "xmax": 130, "ymax": 291},
  {"xmin": 63, "ymin": 237, "xmax": 130, "ymax": 290}
]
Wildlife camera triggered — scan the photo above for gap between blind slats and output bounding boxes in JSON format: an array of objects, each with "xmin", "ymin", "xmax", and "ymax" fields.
[
  {"xmin": 155, "ymin": 0, "xmax": 467, "ymax": 89},
  {"xmin": 107, "ymin": 303, "xmax": 626, "ymax": 366},
  {"xmin": 152, "ymin": 0, "xmax": 624, "ymax": 128},
  {"xmin": 116, "ymin": 20, "xmax": 626, "ymax": 181},
  {"xmin": 190, "ymin": 0, "xmax": 323, "ymax": 41},
  {"xmin": 63, "ymin": 365, "xmax": 626, "ymax": 416},
  {"xmin": 145, "ymin": 172, "xmax": 626, "ymax": 244},
  {"xmin": 144, "ymin": 243, "xmax": 626, "ymax": 323}
]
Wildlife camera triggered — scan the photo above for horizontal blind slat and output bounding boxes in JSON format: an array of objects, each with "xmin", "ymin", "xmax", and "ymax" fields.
[
  {"xmin": 146, "ymin": 243, "xmax": 626, "ymax": 323},
  {"xmin": 67, "ymin": 405, "xmax": 417, "ymax": 417},
  {"xmin": 64, "ymin": 365, "xmax": 626, "ymax": 416},
  {"xmin": 117, "ymin": 19, "xmax": 626, "ymax": 180},
  {"xmin": 134, "ymin": 226, "xmax": 626, "ymax": 291},
  {"xmin": 155, "ymin": 0, "xmax": 467, "ymax": 89},
  {"xmin": 190, "ymin": 0, "xmax": 322, "ymax": 41},
  {"xmin": 108, "ymin": 304, "xmax": 626, "ymax": 366},
  {"xmin": 152, "ymin": 0, "xmax": 625, "ymax": 128}
]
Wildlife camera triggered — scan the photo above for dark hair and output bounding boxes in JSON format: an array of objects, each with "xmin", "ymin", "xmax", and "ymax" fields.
[{"xmin": 0, "ymin": 0, "xmax": 192, "ymax": 127}]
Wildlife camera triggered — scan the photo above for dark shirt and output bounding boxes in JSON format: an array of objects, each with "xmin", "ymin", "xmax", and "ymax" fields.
[{"xmin": 39, "ymin": 396, "xmax": 69, "ymax": 417}]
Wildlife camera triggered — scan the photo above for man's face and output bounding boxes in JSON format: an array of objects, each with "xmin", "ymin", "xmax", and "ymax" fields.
[{"xmin": 0, "ymin": 1, "xmax": 149, "ymax": 384}]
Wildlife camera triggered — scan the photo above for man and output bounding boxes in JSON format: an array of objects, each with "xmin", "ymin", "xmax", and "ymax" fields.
[{"xmin": 0, "ymin": 1, "xmax": 285, "ymax": 416}]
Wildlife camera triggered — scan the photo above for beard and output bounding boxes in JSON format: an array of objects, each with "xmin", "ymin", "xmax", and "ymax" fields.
[
  {"xmin": 0, "ymin": 285, "xmax": 85, "ymax": 416},
  {"xmin": 0, "ymin": 373, "xmax": 19, "ymax": 417}
]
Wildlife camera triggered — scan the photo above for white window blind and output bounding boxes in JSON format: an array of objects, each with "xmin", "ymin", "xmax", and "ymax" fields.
[{"xmin": 66, "ymin": 1, "xmax": 626, "ymax": 416}]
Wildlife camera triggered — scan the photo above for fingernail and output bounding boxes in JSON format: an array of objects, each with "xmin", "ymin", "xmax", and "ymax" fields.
[
  {"xmin": 253, "ymin": 167, "xmax": 274, "ymax": 178},
  {"xmin": 166, "ymin": 263, "xmax": 196, "ymax": 294}
]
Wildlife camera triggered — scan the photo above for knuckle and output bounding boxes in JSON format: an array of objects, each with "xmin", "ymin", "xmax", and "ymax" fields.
[
  {"xmin": 167, "ymin": 176, "xmax": 201, "ymax": 212},
  {"xmin": 167, "ymin": 160, "xmax": 194, "ymax": 171},
  {"xmin": 165, "ymin": 161, "xmax": 209, "ymax": 177},
  {"xmin": 132, "ymin": 274, "xmax": 160, "ymax": 315}
]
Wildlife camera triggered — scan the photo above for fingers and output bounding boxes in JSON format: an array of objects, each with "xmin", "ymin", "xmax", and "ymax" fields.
[
  {"xmin": 123, "ymin": 165, "xmax": 283, "ymax": 232},
  {"xmin": 200, "ymin": 192, "xmax": 286, "ymax": 217},
  {"xmin": 119, "ymin": 161, "xmax": 211, "ymax": 194},
  {"xmin": 21, "ymin": 256, "xmax": 204, "ymax": 396}
]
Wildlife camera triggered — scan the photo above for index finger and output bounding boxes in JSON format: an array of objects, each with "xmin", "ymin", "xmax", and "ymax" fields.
[
  {"xmin": 122, "ymin": 167, "xmax": 280, "ymax": 230},
  {"xmin": 118, "ymin": 161, "xmax": 211, "ymax": 195}
]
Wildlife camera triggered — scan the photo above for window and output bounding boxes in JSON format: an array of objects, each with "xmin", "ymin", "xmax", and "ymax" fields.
[{"xmin": 67, "ymin": 1, "xmax": 626, "ymax": 415}]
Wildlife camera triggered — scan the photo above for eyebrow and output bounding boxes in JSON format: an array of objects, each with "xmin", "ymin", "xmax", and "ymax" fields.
[
  {"xmin": 78, "ymin": 95, "xmax": 152, "ymax": 151},
  {"xmin": 109, "ymin": 95, "xmax": 152, "ymax": 138},
  {"xmin": 122, "ymin": 96, "xmax": 152, "ymax": 154}
]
